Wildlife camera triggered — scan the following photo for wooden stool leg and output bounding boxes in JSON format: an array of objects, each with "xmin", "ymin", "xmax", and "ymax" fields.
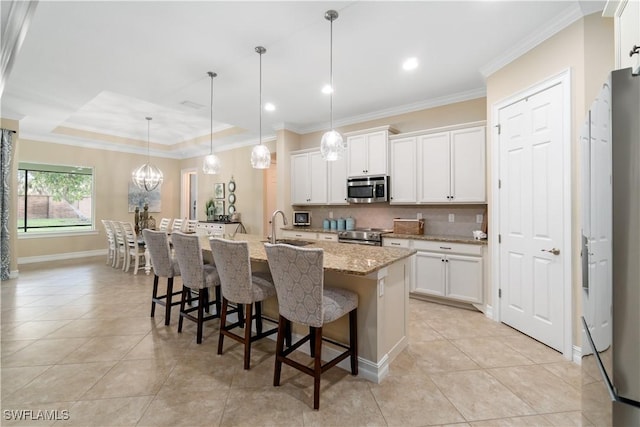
[
  {"xmin": 164, "ymin": 277, "xmax": 173, "ymax": 326},
  {"xmin": 309, "ymin": 327, "xmax": 316, "ymax": 357},
  {"xmin": 218, "ymin": 298, "xmax": 228, "ymax": 355},
  {"xmin": 196, "ymin": 289, "xmax": 206, "ymax": 344},
  {"xmin": 243, "ymin": 303, "xmax": 253, "ymax": 370},
  {"xmin": 349, "ymin": 308, "xmax": 358, "ymax": 375},
  {"xmin": 273, "ymin": 315, "xmax": 286, "ymax": 387},
  {"xmin": 313, "ymin": 327, "xmax": 323, "ymax": 410},
  {"xmin": 284, "ymin": 319, "xmax": 292, "ymax": 348},
  {"xmin": 178, "ymin": 286, "xmax": 187, "ymax": 333},
  {"xmin": 150, "ymin": 275, "xmax": 159, "ymax": 317},
  {"xmin": 255, "ymin": 302, "xmax": 263, "ymax": 335}
]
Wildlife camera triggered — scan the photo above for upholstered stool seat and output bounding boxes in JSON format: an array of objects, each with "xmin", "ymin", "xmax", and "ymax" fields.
[
  {"xmin": 210, "ymin": 238, "xmax": 278, "ymax": 370},
  {"xmin": 171, "ymin": 232, "xmax": 221, "ymax": 344},
  {"xmin": 264, "ymin": 243, "xmax": 358, "ymax": 410}
]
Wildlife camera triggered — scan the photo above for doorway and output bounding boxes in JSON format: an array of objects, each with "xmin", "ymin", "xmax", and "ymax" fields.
[
  {"xmin": 492, "ymin": 70, "xmax": 572, "ymax": 357},
  {"xmin": 181, "ymin": 168, "xmax": 197, "ymax": 220}
]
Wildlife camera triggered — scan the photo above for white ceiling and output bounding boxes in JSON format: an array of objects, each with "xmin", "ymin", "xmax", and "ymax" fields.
[{"xmin": 1, "ymin": 1, "xmax": 604, "ymax": 159}]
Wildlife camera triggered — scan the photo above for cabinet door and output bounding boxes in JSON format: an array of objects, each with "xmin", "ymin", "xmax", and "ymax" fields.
[
  {"xmin": 308, "ymin": 151, "xmax": 328, "ymax": 204},
  {"xmin": 450, "ymin": 127, "xmax": 486, "ymax": 202},
  {"xmin": 366, "ymin": 131, "xmax": 388, "ymax": 176},
  {"xmin": 617, "ymin": 0, "xmax": 639, "ymax": 72},
  {"xmin": 328, "ymin": 155, "xmax": 347, "ymax": 204},
  {"xmin": 446, "ymin": 254, "xmax": 483, "ymax": 303},
  {"xmin": 414, "ymin": 251, "xmax": 445, "ymax": 296},
  {"xmin": 418, "ymin": 132, "xmax": 450, "ymax": 202},
  {"xmin": 390, "ymin": 137, "xmax": 417, "ymax": 204},
  {"xmin": 290, "ymin": 153, "xmax": 310, "ymax": 204},
  {"xmin": 347, "ymin": 134, "xmax": 368, "ymax": 177}
]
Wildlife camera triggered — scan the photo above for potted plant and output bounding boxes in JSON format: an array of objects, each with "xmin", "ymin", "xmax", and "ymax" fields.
[{"xmin": 205, "ymin": 198, "xmax": 215, "ymax": 221}]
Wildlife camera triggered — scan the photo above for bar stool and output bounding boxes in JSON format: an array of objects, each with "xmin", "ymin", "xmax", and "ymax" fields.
[
  {"xmin": 142, "ymin": 229, "xmax": 182, "ymax": 326},
  {"xmin": 264, "ymin": 243, "xmax": 358, "ymax": 410},
  {"xmin": 210, "ymin": 238, "xmax": 278, "ymax": 369},
  {"xmin": 171, "ymin": 232, "xmax": 221, "ymax": 344}
]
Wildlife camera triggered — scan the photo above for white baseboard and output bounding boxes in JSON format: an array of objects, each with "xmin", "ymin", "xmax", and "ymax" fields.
[
  {"xmin": 484, "ymin": 304, "xmax": 494, "ymax": 319},
  {"xmin": 18, "ymin": 249, "xmax": 107, "ymax": 265},
  {"xmin": 572, "ymin": 345, "xmax": 582, "ymax": 365}
]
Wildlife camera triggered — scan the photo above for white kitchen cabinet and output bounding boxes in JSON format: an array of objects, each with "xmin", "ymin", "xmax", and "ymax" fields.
[
  {"xmin": 419, "ymin": 126, "xmax": 485, "ymax": 203},
  {"xmin": 389, "ymin": 136, "xmax": 417, "ymax": 203},
  {"xmin": 346, "ymin": 127, "xmax": 395, "ymax": 177},
  {"xmin": 606, "ymin": 0, "xmax": 640, "ymax": 72},
  {"xmin": 197, "ymin": 222, "xmax": 242, "ymax": 236},
  {"xmin": 328, "ymin": 155, "xmax": 348, "ymax": 204},
  {"xmin": 290, "ymin": 151, "xmax": 327, "ymax": 205},
  {"xmin": 317, "ymin": 232, "xmax": 338, "ymax": 242}
]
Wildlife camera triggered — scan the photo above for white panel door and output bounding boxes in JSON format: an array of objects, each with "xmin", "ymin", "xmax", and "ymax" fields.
[
  {"xmin": 418, "ymin": 132, "xmax": 450, "ymax": 203},
  {"xmin": 451, "ymin": 127, "xmax": 486, "ymax": 202},
  {"xmin": 366, "ymin": 131, "xmax": 388, "ymax": 176},
  {"xmin": 347, "ymin": 134, "xmax": 367, "ymax": 177},
  {"xmin": 499, "ymin": 83, "xmax": 565, "ymax": 352},
  {"xmin": 390, "ymin": 137, "xmax": 417, "ymax": 203}
]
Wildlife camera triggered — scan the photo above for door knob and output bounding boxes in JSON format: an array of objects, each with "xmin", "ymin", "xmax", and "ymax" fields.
[{"xmin": 542, "ymin": 248, "xmax": 560, "ymax": 255}]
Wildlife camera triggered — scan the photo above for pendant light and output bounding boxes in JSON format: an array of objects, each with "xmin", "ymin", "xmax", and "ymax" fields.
[
  {"xmin": 320, "ymin": 9, "xmax": 344, "ymax": 162},
  {"xmin": 132, "ymin": 117, "xmax": 163, "ymax": 191},
  {"xmin": 250, "ymin": 46, "xmax": 271, "ymax": 169},
  {"xmin": 203, "ymin": 71, "xmax": 222, "ymax": 174}
]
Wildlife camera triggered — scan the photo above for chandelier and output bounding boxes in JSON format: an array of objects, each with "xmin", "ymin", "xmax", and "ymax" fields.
[{"xmin": 132, "ymin": 117, "xmax": 163, "ymax": 191}]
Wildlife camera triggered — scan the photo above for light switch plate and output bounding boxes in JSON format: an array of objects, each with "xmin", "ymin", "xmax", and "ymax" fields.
[
  {"xmin": 329, "ymin": 211, "xmax": 333, "ymax": 218},
  {"xmin": 417, "ymin": 213, "xmax": 423, "ymax": 219},
  {"xmin": 448, "ymin": 214, "xmax": 455, "ymax": 222},
  {"xmin": 476, "ymin": 214, "xmax": 483, "ymax": 223}
]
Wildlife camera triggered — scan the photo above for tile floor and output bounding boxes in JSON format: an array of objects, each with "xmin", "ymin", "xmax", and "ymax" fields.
[{"xmin": 1, "ymin": 257, "xmax": 596, "ymax": 426}]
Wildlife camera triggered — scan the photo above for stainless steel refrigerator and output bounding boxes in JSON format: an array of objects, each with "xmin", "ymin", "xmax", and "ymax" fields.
[{"xmin": 581, "ymin": 67, "xmax": 640, "ymax": 426}]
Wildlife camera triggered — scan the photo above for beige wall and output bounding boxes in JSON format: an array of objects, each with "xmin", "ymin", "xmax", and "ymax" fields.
[
  {"xmin": 485, "ymin": 12, "xmax": 614, "ymax": 348},
  {"xmin": 15, "ymin": 139, "xmax": 182, "ymax": 260}
]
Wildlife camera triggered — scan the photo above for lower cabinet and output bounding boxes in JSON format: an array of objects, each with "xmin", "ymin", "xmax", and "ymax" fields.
[
  {"xmin": 384, "ymin": 237, "xmax": 484, "ymax": 304},
  {"xmin": 197, "ymin": 222, "xmax": 242, "ymax": 236}
]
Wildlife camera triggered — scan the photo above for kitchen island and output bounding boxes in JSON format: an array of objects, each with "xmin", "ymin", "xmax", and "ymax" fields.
[{"xmin": 202, "ymin": 233, "xmax": 415, "ymax": 383}]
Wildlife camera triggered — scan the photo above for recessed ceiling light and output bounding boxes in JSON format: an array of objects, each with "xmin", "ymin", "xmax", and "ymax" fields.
[
  {"xmin": 402, "ymin": 57, "xmax": 418, "ymax": 71},
  {"xmin": 321, "ymin": 84, "xmax": 333, "ymax": 94},
  {"xmin": 264, "ymin": 102, "xmax": 276, "ymax": 112}
]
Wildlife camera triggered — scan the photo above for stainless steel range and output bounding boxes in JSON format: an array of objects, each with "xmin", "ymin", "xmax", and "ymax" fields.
[{"xmin": 337, "ymin": 228, "xmax": 388, "ymax": 246}]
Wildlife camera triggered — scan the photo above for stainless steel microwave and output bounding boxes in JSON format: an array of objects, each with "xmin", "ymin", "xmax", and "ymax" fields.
[{"xmin": 347, "ymin": 175, "xmax": 389, "ymax": 203}]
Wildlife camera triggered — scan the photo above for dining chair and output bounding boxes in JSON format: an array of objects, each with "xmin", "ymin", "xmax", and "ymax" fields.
[
  {"xmin": 121, "ymin": 221, "xmax": 146, "ymax": 274},
  {"xmin": 112, "ymin": 221, "xmax": 127, "ymax": 269},
  {"xmin": 101, "ymin": 219, "xmax": 116, "ymax": 267},
  {"xmin": 171, "ymin": 232, "xmax": 221, "ymax": 343},
  {"xmin": 142, "ymin": 229, "xmax": 183, "ymax": 325},
  {"xmin": 158, "ymin": 217, "xmax": 172, "ymax": 231},
  {"xmin": 264, "ymin": 243, "xmax": 358, "ymax": 410},
  {"xmin": 171, "ymin": 218, "xmax": 184, "ymax": 233},
  {"xmin": 210, "ymin": 238, "xmax": 277, "ymax": 369}
]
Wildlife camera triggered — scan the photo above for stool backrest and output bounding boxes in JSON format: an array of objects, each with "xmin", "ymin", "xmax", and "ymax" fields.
[
  {"xmin": 158, "ymin": 218, "xmax": 172, "ymax": 231},
  {"xmin": 171, "ymin": 232, "xmax": 205, "ymax": 290},
  {"xmin": 142, "ymin": 229, "xmax": 179, "ymax": 278},
  {"xmin": 210, "ymin": 238, "xmax": 252, "ymax": 304},
  {"xmin": 264, "ymin": 243, "xmax": 324, "ymax": 327},
  {"xmin": 184, "ymin": 219, "xmax": 198, "ymax": 233},
  {"xmin": 171, "ymin": 218, "xmax": 184, "ymax": 232}
]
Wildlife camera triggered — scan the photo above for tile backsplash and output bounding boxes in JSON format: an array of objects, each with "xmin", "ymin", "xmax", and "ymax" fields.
[{"xmin": 294, "ymin": 204, "xmax": 487, "ymax": 238}]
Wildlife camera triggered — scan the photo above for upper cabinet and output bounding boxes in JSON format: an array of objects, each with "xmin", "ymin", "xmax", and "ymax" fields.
[
  {"xmin": 606, "ymin": 0, "xmax": 640, "ymax": 73},
  {"xmin": 290, "ymin": 150, "xmax": 327, "ymax": 205},
  {"xmin": 327, "ymin": 155, "xmax": 348, "ymax": 204},
  {"xmin": 345, "ymin": 126, "xmax": 396, "ymax": 177},
  {"xmin": 389, "ymin": 122, "xmax": 486, "ymax": 204}
]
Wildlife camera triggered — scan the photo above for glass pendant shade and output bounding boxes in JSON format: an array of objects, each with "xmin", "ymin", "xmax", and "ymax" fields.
[
  {"xmin": 132, "ymin": 162, "xmax": 163, "ymax": 191},
  {"xmin": 320, "ymin": 129, "xmax": 344, "ymax": 161},
  {"xmin": 251, "ymin": 143, "xmax": 271, "ymax": 169},
  {"xmin": 202, "ymin": 153, "xmax": 221, "ymax": 174},
  {"xmin": 132, "ymin": 117, "xmax": 163, "ymax": 191}
]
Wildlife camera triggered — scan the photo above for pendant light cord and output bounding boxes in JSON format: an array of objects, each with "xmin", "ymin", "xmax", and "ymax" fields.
[
  {"xmin": 329, "ymin": 16, "xmax": 334, "ymax": 131},
  {"xmin": 208, "ymin": 71, "xmax": 216, "ymax": 155},
  {"xmin": 146, "ymin": 116, "xmax": 152, "ymax": 163},
  {"xmin": 259, "ymin": 49, "xmax": 263, "ymax": 146}
]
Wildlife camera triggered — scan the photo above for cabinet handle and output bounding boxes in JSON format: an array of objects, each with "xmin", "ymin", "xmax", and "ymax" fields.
[
  {"xmin": 391, "ymin": 242, "xmax": 401, "ymax": 246},
  {"xmin": 439, "ymin": 246, "xmax": 452, "ymax": 250},
  {"xmin": 630, "ymin": 45, "xmax": 639, "ymax": 57}
]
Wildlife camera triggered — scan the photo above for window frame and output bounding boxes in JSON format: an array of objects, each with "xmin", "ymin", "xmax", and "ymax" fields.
[{"xmin": 17, "ymin": 162, "xmax": 96, "ymax": 236}]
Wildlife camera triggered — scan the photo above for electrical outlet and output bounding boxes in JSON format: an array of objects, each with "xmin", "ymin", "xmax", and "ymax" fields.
[
  {"xmin": 379, "ymin": 279, "xmax": 385, "ymax": 297},
  {"xmin": 417, "ymin": 213, "xmax": 423, "ymax": 219},
  {"xmin": 329, "ymin": 211, "xmax": 333, "ymax": 218},
  {"xmin": 448, "ymin": 213, "xmax": 455, "ymax": 222},
  {"xmin": 476, "ymin": 214, "xmax": 483, "ymax": 224}
]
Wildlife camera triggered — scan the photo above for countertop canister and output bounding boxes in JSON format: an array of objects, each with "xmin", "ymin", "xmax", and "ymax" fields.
[
  {"xmin": 337, "ymin": 218, "xmax": 346, "ymax": 231},
  {"xmin": 323, "ymin": 219, "xmax": 330, "ymax": 230},
  {"xmin": 346, "ymin": 216, "xmax": 355, "ymax": 230},
  {"xmin": 330, "ymin": 219, "xmax": 337, "ymax": 230}
]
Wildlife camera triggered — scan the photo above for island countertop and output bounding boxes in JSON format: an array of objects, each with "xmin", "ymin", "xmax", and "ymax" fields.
[{"xmin": 200, "ymin": 233, "xmax": 415, "ymax": 276}]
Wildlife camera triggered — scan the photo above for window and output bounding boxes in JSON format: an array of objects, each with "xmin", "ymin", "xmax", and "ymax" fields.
[{"xmin": 17, "ymin": 162, "xmax": 94, "ymax": 233}]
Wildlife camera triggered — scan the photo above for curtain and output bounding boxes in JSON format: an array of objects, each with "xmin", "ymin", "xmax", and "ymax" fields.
[{"xmin": 1, "ymin": 129, "xmax": 14, "ymax": 280}]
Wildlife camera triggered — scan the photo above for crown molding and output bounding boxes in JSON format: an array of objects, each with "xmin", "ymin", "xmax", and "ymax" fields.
[{"xmin": 480, "ymin": 2, "xmax": 588, "ymax": 78}]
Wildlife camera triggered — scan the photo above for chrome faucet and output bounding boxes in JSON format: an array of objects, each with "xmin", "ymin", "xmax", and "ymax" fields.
[{"xmin": 270, "ymin": 210, "xmax": 288, "ymax": 244}]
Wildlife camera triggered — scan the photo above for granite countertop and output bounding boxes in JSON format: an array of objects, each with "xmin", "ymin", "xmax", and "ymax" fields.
[
  {"xmin": 200, "ymin": 233, "xmax": 415, "ymax": 276},
  {"xmin": 383, "ymin": 233, "xmax": 488, "ymax": 245}
]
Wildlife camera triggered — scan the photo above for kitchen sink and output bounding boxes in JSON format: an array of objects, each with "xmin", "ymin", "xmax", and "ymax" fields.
[{"xmin": 262, "ymin": 239, "xmax": 313, "ymax": 247}]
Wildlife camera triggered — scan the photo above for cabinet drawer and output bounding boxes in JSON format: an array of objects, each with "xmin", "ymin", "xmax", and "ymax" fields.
[
  {"xmin": 317, "ymin": 233, "xmax": 338, "ymax": 242},
  {"xmin": 412, "ymin": 240, "xmax": 482, "ymax": 256},
  {"xmin": 383, "ymin": 238, "xmax": 411, "ymax": 248},
  {"xmin": 281, "ymin": 230, "xmax": 317, "ymax": 240}
]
